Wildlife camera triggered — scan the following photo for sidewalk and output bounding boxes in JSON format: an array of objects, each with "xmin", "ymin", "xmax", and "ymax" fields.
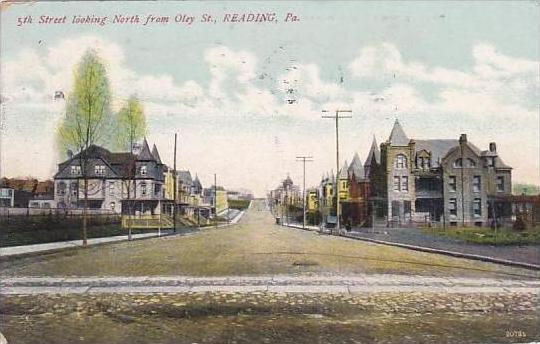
[
  {"xmin": 1, "ymin": 274, "xmax": 539, "ymax": 295},
  {"xmin": 0, "ymin": 209, "xmax": 246, "ymax": 258},
  {"xmin": 280, "ymin": 222, "xmax": 540, "ymax": 270}
]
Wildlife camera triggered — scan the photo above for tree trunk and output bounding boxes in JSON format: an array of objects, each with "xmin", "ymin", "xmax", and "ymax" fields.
[{"xmin": 83, "ymin": 177, "xmax": 88, "ymax": 246}]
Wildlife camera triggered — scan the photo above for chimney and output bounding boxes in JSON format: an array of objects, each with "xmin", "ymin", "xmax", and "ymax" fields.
[
  {"xmin": 459, "ymin": 134, "xmax": 467, "ymax": 144},
  {"xmin": 67, "ymin": 149, "xmax": 73, "ymax": 159},
  {"xmin": 489, "ymin": 142, "xmax": 497, "ymax": 152}
]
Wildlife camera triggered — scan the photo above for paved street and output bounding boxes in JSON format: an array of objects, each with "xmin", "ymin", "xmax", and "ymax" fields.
[
  {"xmin": 1, "ymin": 201, "xmax": 539, "ymax": 343},
  {"xmin": 0, "ymin": 201, "xmax": 537, "ymax": 278},
  {"xmin": 1, "ymin": 275, "xmax": 539, "ymax": 295}
]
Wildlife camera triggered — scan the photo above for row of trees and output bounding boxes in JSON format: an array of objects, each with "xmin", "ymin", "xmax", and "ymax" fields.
[{"xmin": 56, "ymin": 49, "xmax": 147, "ymax": 245}]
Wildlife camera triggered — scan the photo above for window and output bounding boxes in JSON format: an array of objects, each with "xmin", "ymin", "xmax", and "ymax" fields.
[
  {"xmin": 70, "ymin": 182, "xmax": 77, "ymax": 196},
  {"xmin": 488, "ymin": 157, "xmax": 495, "ymax": 167},
  {"xmin": 57, "ymin": 182, "xmax": 66, "ymax": 196},
  {"xmin": 70, "ymin": 165, "xmax": 81, "ymax": 175},
  {"xmin": 95, "ymin": 165, "xmax": 106, "ymax": 175},
  {"xmin": 473, "ymin": 198, "xmax": 482, "ymax": 217},
  {"xmin": 418, "ymin": 157, "xmax": 430, "ymax": 170},
  {"xmin": 395, "ymin": 155, "xmax": 407, "ymax": 169},
  {"xmin": 449, "ymin": 198, "xmax": 457, "ymax": 216},
  {"xmin": 448, "ymin": 176, "xmax": 457, "ymax": 192},
  {"xmin": 141, "ymin": 182, "xmax": 147, "ymax": 196},
  {"xmin": 140, "ymin": 166, "xmax": 147, "ymax": 176},
  {"xmin": 155, "ymin": 183, "xmax": 162, "ymax": 196},
  {"xmin": 109, "ymin": 182, "xmax": 115, "ymax": 196},
  {"xmin": 496, "ymin": 176, "xmax": 505, "ymax": 192},
  {"xmin": 393, "ymin": 176, "xmax": 400, "ymax": 191},
  {"xmin": 467, "ymin": 158, "xmax": 476, "ymax": 168},
  {"xmin": 453, "ymin": 159, "xmax": 462, "ymax": 168},
  {"xmin": 401, "ymin": 176, "xmax": 409, "ymax": 192},
  {"xmin": 473, "ymin": 176, "xmax": 481, "ymax": 192}
]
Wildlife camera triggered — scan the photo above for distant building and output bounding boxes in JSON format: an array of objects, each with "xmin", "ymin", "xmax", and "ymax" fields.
[{"xmin": 0, "ymin": 188, "xmax": 14, "ymax": 207}]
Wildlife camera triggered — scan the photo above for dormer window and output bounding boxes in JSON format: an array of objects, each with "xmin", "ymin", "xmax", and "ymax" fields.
[
  {"xmin": 418, "ymin": 157, "xmax": 430, "ymax": 170},
  {"xmin": 95, "ymin": 165, "xmax": 106, "ymax": 175},
  {"xmin": 70, "ymin": 165, "xmax": 81, "ymax": 175},
  {"xmin": 395, "ymin": 154, "xmax": 407, "ymax": 169},
  {"xmin": 453, "ymin": 158, "xmax": 462, "ymax": 168},
  {"xmin": 140, "ymin": 166, "xmax": 147, "ymax": 176}
]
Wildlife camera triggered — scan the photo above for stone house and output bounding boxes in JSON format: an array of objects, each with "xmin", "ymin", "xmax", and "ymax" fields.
[{"xmin": 375, "ymin": 120, "xmax": 512, "ymax": 227}]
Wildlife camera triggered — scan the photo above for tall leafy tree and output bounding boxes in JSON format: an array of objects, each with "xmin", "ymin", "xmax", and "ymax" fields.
[
  {"xmin": 57, "ymin": 49, "xmax": 112, "ymax": 246},
  {"xmin": 116, "ymin": 96, "xmax": 146, "ymax": 240}
]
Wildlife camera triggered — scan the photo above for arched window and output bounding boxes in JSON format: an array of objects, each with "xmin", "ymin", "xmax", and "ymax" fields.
[
  {"xmin": 395, "ymin": 154, "xmax": 407, "ymax": 169},
  {"xmin": 453, "ymin": 158, "xmax": 462, "ymax": 168},
  {"xmin": 467, "ymin": 158, "xmax": 476, "ymax": 168}
]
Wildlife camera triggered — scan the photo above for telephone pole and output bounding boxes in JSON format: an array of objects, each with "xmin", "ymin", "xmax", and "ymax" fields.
[
  {"xmin": 322, "ymin": 109, "xmax": 352, "ymax": 234},
  {"xmin": 296, "ymin": 156, "xmax": 314, "ymax": 229},
  {"xmin": 214, "ymin": 173, "xmax": 218, "ymax": 229},
  {"xmin": 173, "ymin": 132, "xmax": 178, "ymax": 233}
]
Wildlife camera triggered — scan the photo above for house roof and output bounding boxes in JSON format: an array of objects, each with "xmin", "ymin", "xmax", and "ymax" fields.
[
  {"xmin": 138, "ymin": 138, "xmax": 154, "ymax": 161},
  {"xmin": 348, "ymin": 153, "xmax": 364, "ymax": 179},
  {"xmin": 364, "ymin": 135, "xmax": 380, "ymax": 166},
  {"xmin": 177, "ymin": 170, "xmax": 193, "ymax": 185},
  {"xmin": 193, "ymin": 175, "xmax": 202, "ymax": 189},
  {"xmin": 388, "ymin": 120, "xmax": 409, "ymax": 146},
  {"xmin": 152, "ymin": 144, "xmax": 162, "ymax": 164},
  {"xmin": 415, "ymin": 139, "xmax": 458, "ymax": 168},
  {"xmin": 338, "ymin": 161, "xmax": 349, "ymax": 179}
]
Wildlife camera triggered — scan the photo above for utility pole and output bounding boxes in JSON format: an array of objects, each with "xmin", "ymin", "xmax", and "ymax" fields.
[
  {"xmin": 296, "ymin": 156, "xmax": 314, "ymax": 229},
  {"xmin": 214, "ymin": 173, "xmax": 218, "ymax": 229},
  {"xmin": 173, "ymin": 132, "xmax": 177, "ymax": 233},
  {"xmin": 322, "ymin": 109, "xmax": 352, "ymax": 234}
]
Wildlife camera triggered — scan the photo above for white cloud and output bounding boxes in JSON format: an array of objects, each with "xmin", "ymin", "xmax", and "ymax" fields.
[{"xmin": 1, "ymin": 36, "xmax": 539, "ymax": 193}]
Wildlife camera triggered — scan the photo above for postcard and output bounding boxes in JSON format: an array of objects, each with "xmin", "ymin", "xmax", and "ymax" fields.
[{"xmin": 0, "ymin": 1, "xmax": 538, "ymax": 343}]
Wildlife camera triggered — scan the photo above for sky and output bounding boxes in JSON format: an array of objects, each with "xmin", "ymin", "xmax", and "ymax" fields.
[{"xmin": 1, "ymin": 1, "xmax": 539, "ymax": 196}]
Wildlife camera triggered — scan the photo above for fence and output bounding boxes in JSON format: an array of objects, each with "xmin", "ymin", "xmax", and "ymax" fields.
[{"xmin": 121, "ymin": 214, "xmax": 174, "ymax": 229}]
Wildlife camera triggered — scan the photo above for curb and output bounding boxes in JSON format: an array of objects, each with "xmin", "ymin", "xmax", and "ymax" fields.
[{"xmin": 282, "ymin": 223, "xmax": 540, "ymax": 271}]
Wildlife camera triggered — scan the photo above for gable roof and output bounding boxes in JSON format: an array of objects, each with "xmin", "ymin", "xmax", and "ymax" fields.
[
  {"xmin": 152, "ymin": 144, "xmax": 162, "ymax": 164},
  {"xmin": 177, "ymin": 170, "xmax": 193, "ymax": 185},
  {"xmin": 348, "ymin": 153, "xmax": 364, "ymax": 179},
  {"xmin": 388, "ymin": 120, "xmax": 409, "ymax": 146},
  {"xmin": 364, "ymin": 135, "xmax": 380, "ymax": 166}
]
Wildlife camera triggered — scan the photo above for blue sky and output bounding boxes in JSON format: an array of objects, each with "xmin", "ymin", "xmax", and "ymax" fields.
[{"xmin": 1, "ymin": 1, "xmax": 539, "ymax": 195}]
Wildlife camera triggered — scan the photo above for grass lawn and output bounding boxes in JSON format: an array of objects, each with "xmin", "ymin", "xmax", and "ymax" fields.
[
  {"xmin": 423, "ymin": 226, "xmax": 540, "ymax": 245},
  {"xmin": 1, "ymin": 202, "xmax": 537, "ymax": 279}
]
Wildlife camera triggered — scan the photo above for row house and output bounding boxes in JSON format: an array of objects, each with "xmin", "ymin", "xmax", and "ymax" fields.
[{"xmin": 54, "ymin": 138, "xmax": 169, "ymax": 215}]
